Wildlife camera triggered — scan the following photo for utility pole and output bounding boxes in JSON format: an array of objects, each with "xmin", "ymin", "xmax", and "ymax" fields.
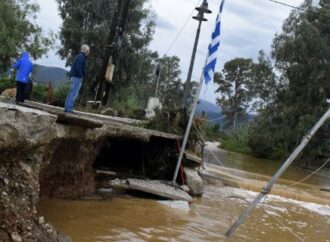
[
  {"xmin": 225, "ymin": 107, "xmax": 330, "ymax": 237},
  {"xmin": 182, "ymin": 0, "xmax": 211, "ymax": 107},
  {"xmin": 95, "ymin": 0, "xmax": 131, "ymax": 106},
  {"xmin": 102, "ymin": 0, "xmax": 131, "ymax": 106}
]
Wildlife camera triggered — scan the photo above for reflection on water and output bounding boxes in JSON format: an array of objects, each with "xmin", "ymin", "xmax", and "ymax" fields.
[
  {"xmin": 38, "ymin": 146, "xmax": 330, "ymax": 242},
  {"xmin": 204, "ymin": 145, "xmax": 330, "ymax": 187}
]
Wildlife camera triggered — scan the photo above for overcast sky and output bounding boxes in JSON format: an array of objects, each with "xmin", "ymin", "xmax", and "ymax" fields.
[{"xmin": 35, "ymin": 0, "xmax": 304, "ymax": 103}]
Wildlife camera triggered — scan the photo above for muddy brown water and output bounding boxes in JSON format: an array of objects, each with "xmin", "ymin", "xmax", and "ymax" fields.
[{"xmin": 38, "ymin": 146, "xmax": 330, "ymax": 242}]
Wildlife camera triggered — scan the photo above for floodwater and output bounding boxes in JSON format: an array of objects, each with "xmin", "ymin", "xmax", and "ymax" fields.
[{"xmin": 38, "ymin": 143, "xmax": 330, "ymax": 242}]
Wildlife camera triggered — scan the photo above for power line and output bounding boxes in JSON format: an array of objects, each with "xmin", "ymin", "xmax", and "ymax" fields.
[
  {"xmin": 164, "ymin": 0, "xmax": 202, "ymax": 55},
  {"xmin": 269, "ymin": 0, "xmax": 306, "ymax": 11},
  {"xmin": 288, "ymin": 158, "xmax": 330, "ymax": 187},
  {"xmin": 268, "ymin": 0, "xmax": 330, "ymax": 22}
]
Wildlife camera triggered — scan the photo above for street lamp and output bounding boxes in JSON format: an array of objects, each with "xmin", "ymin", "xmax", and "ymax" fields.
[{"xmin": 182, "ymin": 0, "xmax": 212, "ymax": 107}]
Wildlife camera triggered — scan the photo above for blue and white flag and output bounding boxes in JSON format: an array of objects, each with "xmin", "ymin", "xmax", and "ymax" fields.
[{"xmin": 203, "ymin": 0, "xmax": 226, "ymax": 85}]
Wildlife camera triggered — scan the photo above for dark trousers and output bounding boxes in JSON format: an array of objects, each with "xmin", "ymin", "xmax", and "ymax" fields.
[
  {"xmin": 25, "ymin": 81, "xmax": 33, "ymax": 100},
  {"xmin": 16, "ymin": 81, "xmax": 27, "ymax": 103}
]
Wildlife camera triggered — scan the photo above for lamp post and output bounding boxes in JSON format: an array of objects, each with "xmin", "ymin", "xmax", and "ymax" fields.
[{"xmin": 182, "ymin": 0, "xmax": 212, "ymax": 107}]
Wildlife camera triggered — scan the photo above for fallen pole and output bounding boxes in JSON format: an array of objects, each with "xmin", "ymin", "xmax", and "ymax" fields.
[{"xmin": 225, "ymin": 107, "xmax": 330, "ymax": 237}]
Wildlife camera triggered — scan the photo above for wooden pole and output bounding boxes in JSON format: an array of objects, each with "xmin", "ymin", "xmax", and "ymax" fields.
[
  {"xmin": 102, "ymin": 0, "xmax": 131, "ymax": 106},
  {"xmin": 95, "ymin": 2, "xmax": 121, "ymax": 102}
]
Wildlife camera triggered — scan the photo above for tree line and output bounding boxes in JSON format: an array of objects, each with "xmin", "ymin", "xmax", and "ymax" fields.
[
  {"xmin": 1, "ymin": 0, "xmax": 328, "ymax": 162},
  {"xmin": 0, "ymin": 0, "xmax": 187, "ymax": 118},
  {"xmin": 215, "ymin": 0, "xmax": 330, "ymax": 161}
]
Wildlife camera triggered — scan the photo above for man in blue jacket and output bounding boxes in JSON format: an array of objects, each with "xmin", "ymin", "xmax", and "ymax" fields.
[
  {"xmin": 13, "ymin": 51, "xmax": 33, "ymax": 103},
  {"xmin": 64, "ymin": 44, "xmax": 90, "ymax": 113}
]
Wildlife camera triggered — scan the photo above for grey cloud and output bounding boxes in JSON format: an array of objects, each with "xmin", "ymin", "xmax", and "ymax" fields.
[{"xmin": 155, "ymin": 16, "xmax": 177, "ymax": 30}]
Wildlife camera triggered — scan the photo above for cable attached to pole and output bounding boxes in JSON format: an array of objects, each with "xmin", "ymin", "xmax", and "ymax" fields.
[{"xmin": 225, "ymin": 107, "xmax": 330, "ymax": 237}]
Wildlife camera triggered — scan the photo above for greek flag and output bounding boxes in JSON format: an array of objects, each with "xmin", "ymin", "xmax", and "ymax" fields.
[{"xmin": 203, "ymin": 0, "xmax": 225, "ymax": 85}]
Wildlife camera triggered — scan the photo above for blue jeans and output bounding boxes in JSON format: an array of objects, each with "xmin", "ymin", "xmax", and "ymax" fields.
[{"xmin": 64, "ymin": 77, "xmax": 82, "ymax": 112}]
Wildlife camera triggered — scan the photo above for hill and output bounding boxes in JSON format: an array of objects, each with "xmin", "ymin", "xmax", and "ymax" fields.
[
  {"xmin": 195, "ymin": 99, "xmax": 225, "ymax": 127},
  {"xmin": 33, "ymin": 64, "xmax": 68, "ymax": 87},
  {"xmin": 196, "ymin": 99, "xmax": 221, "ymax": 114},
  {"xmin": 195, "ymin": 99, "xmax": 254, "ymax": 129}
]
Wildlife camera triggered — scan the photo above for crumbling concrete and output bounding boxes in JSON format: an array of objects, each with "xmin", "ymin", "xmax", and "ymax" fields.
[
  {"xmin": 0, "ymin": 101, "xmax": 181, "ymax": 242},
  {"xmin": 184, "ymin": 167, "xmax": 204, "ymax": 196}
]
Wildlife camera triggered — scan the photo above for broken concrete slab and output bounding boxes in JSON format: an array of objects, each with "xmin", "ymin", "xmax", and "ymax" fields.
[
  {"xmin": 321, "ymin": 187, "xmax": 330, "ymax": 192},
  {"xmin": 184, "ymin": 167, "xmax": 204, "ymax": 196},
  {"xmin": 18, "ymin": 100, "xmax": 181, "ymax": 142},
  {"xmin": 95, "ymin": 170, "xmax": 118, "ymax": 176},
  {"xmin": 158, "ymin": 200, "xmax": 190, "ymax": 210},
  {"xmin": 198, "ymin": 168, "xmax": 242, "ymax": 188},
  {"xmin": 56, "ymin": 113, "xmax": 103, "ymax": 128},
  {"xmin": 184, "ymin": 151, "xmax": 203, "ymax": 167},
  {"xmin": 24, "ymin": 100, "xmax": 143, "ymax": 125},
  {"xmin": 108, "ymin": 179, "xmax": 130, "ymax": 190},
  {"xmin": 127, "ymin": 179, "xmax": 193, "ymax": 202}
]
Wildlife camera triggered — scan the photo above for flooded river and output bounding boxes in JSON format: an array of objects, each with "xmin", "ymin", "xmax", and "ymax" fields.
[{"xmin": 38, "ymin": 143, "xmax": 330, "ymax": 242}]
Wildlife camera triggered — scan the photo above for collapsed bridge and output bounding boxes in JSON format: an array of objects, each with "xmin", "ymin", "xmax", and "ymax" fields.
[{"xmin": 0, "ymin": 100, "xmax": 201, "ymax": 241}]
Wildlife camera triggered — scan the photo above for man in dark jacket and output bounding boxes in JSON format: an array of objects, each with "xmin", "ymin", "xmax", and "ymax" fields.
[
  {"xmin": 13, "ymin": 51, "xmax": 33, "ymax": 103},
  {"xmin": 64, "ymin": 44, "xmax": 90, "ymax": 113}
]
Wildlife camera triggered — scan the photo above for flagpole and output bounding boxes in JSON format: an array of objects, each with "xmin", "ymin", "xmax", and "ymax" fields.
[
  {"xmin": 172, "ymin": 66, "xmax": 206, "ymax": 184},
  {"xmin": 172, "ymin": 0, "xmax": 226, "ymax": 185}
]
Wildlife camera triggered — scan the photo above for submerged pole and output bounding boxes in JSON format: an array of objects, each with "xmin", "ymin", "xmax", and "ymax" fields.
[{"xmin": 225, "ymin": 107, "xmax": 330, "ymax": 237}]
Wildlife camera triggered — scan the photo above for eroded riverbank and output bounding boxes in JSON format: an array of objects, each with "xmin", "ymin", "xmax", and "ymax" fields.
[{"xmin": 0, "ymin": 101, "xmax": 182, "ymax": 241}]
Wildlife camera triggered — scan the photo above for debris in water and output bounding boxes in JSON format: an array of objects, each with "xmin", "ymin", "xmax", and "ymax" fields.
[
  {"xmin": 158, "ymin": 200, "xmax": 190, "ymax": 210},
  {"xmin": 127, "ymin": 179, "xmax": 193, "ymax": 202}
]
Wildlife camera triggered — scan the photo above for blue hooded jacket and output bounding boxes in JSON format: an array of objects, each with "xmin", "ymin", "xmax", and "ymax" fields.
[{"xmin": 13, "ymin": 52, "xmax": 33, "ymax": 84}]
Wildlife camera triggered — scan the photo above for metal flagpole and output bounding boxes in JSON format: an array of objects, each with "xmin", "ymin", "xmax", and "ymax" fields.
[
  {"xmin": 172, "ymin": 0, "xmax": 226, "ymax": 185},
  {"xmin": 225, "ymin": 107, "xmax": 330, "ymax": 237},
  {"xmin": 172, "ymin": 67, "xmax": 206, "ymax": 184}
]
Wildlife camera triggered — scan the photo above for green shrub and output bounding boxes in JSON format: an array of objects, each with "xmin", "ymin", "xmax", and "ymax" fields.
[
  {"xmin": 51, "ymin": 85, "xmax": 70, "ymax": 107},
  {"xmin": 205, "ymin": 124, "xmax": 220, "ymax": 141},
  {"xmin": 220, "ymin": 127, "xmax": 252, "ymax": 155},
  {"xmin": 111, "ymin": 94, "xmax": 144, "ymax": 118},
  {"xmin": 31, "ymin": 84, "xmax": 47, "ymax": 103},
  {"xmin": 109, "ymin": 84, "xmax": 152, "ymax": 119},
  {"xmin": 144, "ymin": 108, "xmax": 184, "ymax": 134}
]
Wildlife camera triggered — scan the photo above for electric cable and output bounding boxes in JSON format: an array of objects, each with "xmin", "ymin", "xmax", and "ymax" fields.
[
  {"xmin": 269, "ymin": 0, "xmax": 306, "ymax": 11},
  {"xmin": 288, "ymin": 158, "xmax": 330, "ymax": 187},
  {"xmin": 268, "ymin": 0, "xmax": 330, "ymax": 19},
  {"xmin": 164, "ymin": 0, "xmax": 202, "ymax": 55}
]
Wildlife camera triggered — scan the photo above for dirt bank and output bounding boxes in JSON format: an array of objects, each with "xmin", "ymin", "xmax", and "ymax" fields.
[{"xmin": 0, "ymin": 102, "xmax": 180, "ymax": 241}]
